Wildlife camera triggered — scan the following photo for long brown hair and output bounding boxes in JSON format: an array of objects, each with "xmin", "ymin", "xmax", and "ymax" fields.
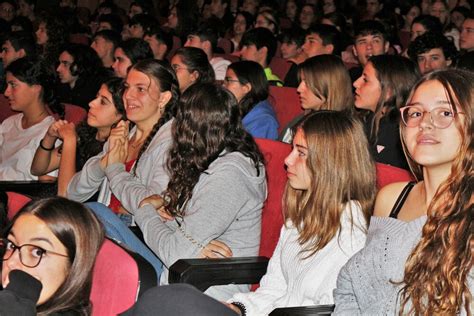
[
  {"xmin": 284, "ymin": 110, "xmax": 376, "ymax": 257},
  {"xmin": 399, "ymin": 69, "xmax": 473, "ymax": 315},
  {"xmin": 11, "ymin": 197, "xmax": 105, "ymax": 315},
  {"xmin": 298, "ymin": 54, "xmax": 353, "ymax": 111}
]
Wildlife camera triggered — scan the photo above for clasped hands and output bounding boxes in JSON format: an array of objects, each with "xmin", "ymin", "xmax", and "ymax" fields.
[
  {"xmin": 100, "ymin": 120, "xmax": 130, "ymax": 170},
  {"xmin": 139, "ymin": 194, "xmax": 233, "ymax": 259}
]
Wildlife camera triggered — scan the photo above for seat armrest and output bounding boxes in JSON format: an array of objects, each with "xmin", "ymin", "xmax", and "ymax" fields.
[
  {"xmin": 269, "ymin": 304, "xmax": 335, "ymax": 316},
  {"xmin": 169, "ymin": 256, "xmax": 269, "ymax": 292}
]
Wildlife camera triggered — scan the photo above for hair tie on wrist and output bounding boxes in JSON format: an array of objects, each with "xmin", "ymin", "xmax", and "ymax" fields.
[
  {"xmin": 40, "ymin": 139, "xmax": 55, "ymax": 151},
  {"xmin": 231, "ymin": 302, "xmax": 247, "ymax": 316}
]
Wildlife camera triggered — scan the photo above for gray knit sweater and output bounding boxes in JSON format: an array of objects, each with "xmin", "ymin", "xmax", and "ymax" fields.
[{"xmin": 333, "ymin": 215, "xmax": 474, "ymax": 315}]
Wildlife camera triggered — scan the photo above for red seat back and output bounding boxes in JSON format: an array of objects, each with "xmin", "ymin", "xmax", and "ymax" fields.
[
  {"xmin": 255, "ymin": 138, "xmax": 291, "ymax": 259},
  {"xmin": 269, "ymin": 56, "xmax": 291, "ymax": 80},
  {"xmin": 6, "ymin": 192, "xmax": 32, "ymax": 220},
  {"xmin": 63, "ymin": 103, "xmax": 87, "ymax": 125},
  {"xmin": 376, "ymin": 162, "xmax": 414, "ymax": 189},
  {"xmin": 91, "ymin": 239, "xmax": 145, "ymax": 315},
  {"xmin": 268, "ymin": 86, "xmax": 303, "ymax": 134},
  {"xmin": 217, "ymin": 38, "xmax": 233, "ymax": 54},
  {"xmin": 166, "ymin": 36, "xmax": 182, "ymax": 61}
]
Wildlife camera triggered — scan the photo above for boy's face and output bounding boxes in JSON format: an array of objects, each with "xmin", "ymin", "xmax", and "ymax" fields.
[
  {"xmin": 353, "ymin": 33, "xmax": 389, "ymax": 66},
  {"xmin": 302, "ymin": 32, "xmax": 332, "ymax": 58},
  {"xmin": 240, "ymin": 43, "xmax": 265, "ymax": 66},
  {"xmin": 184, "ymin": 35, "xmax": 204, "ymax": 50},
  {"xmin": 280, "ymin": 41, "xmax": 300, "ymax": 59},
  {"xmin": 416, "ymin": 48, "xmax": 451, "ymax": 74}
]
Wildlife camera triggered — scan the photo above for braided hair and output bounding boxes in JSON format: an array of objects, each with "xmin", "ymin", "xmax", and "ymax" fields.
[{"xmin": 130, "ymin": 59, "xmax": 180, "ymax": 175}]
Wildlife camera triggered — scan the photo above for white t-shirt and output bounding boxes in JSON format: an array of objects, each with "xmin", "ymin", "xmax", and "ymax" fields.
[
  {"xmin": 0, "ymin": 113, "xmax": 55, "ymax": 180},
  {"xmin": 210, "ymin": 56, "xmax": 231, "ymax": 81}
]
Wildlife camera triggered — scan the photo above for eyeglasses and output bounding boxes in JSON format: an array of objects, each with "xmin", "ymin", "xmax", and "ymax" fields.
[
  {"xmin": 400, "ymin": 105, "xmax": 464, "ymax": 129},
  {"xmin": 1, "ymin": 238, "xmax": 69, "ymax": 268},
  {"xmin": 223, "ymin": 77, "xmax": 241, "ymax": 84},
  {"xmin": 171, "ymin": 64, "xmax": 189, "ymax": 72}
]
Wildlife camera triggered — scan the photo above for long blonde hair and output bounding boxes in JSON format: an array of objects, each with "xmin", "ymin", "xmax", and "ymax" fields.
[
  {"xmin": 399, "ymin": 69, "xmax": 473, "ymax": 315},
  {"xmin": 284, "ymin": 110, "xmax": 376, "ymax": 257}
]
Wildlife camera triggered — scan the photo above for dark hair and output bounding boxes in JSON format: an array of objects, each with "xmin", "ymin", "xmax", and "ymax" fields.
[
  {"xmin": 129, "ymin": 13, "xmax": 157, "ymax": 35},
  {"xmin": 307, "ymin": 23, "xmax": 342, "ymax": 56},
  {"xmin": 164, "ymin": 83, "xmax": 263, "ymax": 217},
  {"xmin": 144, "ymin": 25, "xmax": 173, "ymax": 55},
  {"xmin": 11, "ymin": 197, "xmax": 104, "ymax": 315},
  {"xmin": 130, "ymin": 59, "xmax": 180, "ymax": 174},
  {"xmin": 170, "ymin": 2, "xmax": 198, "ymax": 42},
  {"xmin": 4, "ymin": 31, "xmax": 36, "ymax": 58},
  {"xmin": 118, "ymin": 38, "xmax": 153, "ymax": 65},
  {"xmin": 75, "ymin": 77, "xmax": 125, "ymax": 169},
  {"xmin": 408, "ymin": 31, "xmax": 458, "ymax": 63},
  {"xmin": 279, "ymin": 28, "xmax": 305, "ymax": 47},
  {"xmin": 411, "ymin": 14, "xmax": 443, "ymax": 35},
  {"xmin": 5, "ymin": 57, "xmax": 64, "ymax": 118},
  {"xmin": 188, "ymin": 22, "xmax": 219, "ymax": 52},
  {"xmin": 353, "ymin": 19, "xmax": 389, "ymax": 42},
  {"xmin": 10, "ymin": 16, "xmax": 33, "ymax": 33},
  {"xmin": 173, "ymin": 47, "xmax": 215, "ymax": 84},
  {"xmin": 234, "ymin": 11, "xmax": 254, "ymax": 32},
  {"xmin": 62, "ymin": 43, "xmax": 103, "ymax": 78},
  {"xmin": 93, "ymin": 29, "xmax": 120, "ymax": 51},
  {"xmin": 130, "ymin": 0, "xmax": 154, "ymax": 15},
  {"xmin": 97, "ymin": 14, "xmax": 123, "ymax": 33},
  {"xmin": 228, "ymin": 60, "xmax": 269, "ymax": 116},
  {"xmin": 241, "ymin": 27, "xmax": 277, "ymax": 66},
  {"xmin": 37, "ymin": 13, "xmax": 68, "ymax": 70}
]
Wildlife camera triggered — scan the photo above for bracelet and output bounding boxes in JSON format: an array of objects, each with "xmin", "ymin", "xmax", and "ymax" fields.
[
  {"xmin": 39, "ymin": 139, "xmax": 55, "ymax": 151},
  {"xmin": 231, "ymin": 302, "xmax": 247, "ymax": 316}
]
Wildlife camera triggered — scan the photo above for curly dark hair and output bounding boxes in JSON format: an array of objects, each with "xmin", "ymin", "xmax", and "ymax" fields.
[
  {"xmin": 407, "ymin": 31, "xmax": 458, "ymax": 64},
  {"xmin": 5, "ymin": 57, "xmax": 64, "ymax": 118},
  {"xmin": 129, "ymin": 59, "xmax": 180, "ymax": 175},
  {"xmin": 163, "ymin": 83, "xmax": 263, "ymax": 217},
  {"xmin": 74, "ymin": 77, "xmax": 126, "ymax": 170},
  {"xmin": 37, "ymin": 12, "xmax": 68, "ymax": 71},
  {"xmin": 62, "ymin": 43, "xmax": 103, "ymax": 78}
]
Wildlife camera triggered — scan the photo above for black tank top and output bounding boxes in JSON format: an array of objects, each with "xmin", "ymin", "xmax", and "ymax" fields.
[{"xmin": 388, "ymin": 182, "xmax": 416, "ymax": 219}]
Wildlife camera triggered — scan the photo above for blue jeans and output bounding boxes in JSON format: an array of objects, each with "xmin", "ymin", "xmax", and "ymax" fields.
[{"xmin": 86, "ymin": 202, "xmax": 164, "ymax": 281}]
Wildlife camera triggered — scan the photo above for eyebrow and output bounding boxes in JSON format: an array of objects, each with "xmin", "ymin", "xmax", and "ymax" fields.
[
  {"xmin": 7, "ymin": 232, "xmax": 55, "ymax": 248},
  {"xmin": 295, "ymin": 144, "xmax": 308, "ymax": 150},
  {"xmin": 408, "ymin": 100, "xmax": 451, "ymax": 107}
]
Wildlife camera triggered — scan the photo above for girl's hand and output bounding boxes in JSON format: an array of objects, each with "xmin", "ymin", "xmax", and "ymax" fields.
[
  {"xmin": 200, "ymin": 240, "xmax": 233, "ymax": 259},
  {"xmin": 106, "ymin": 136, "xmax": 128, "ymax": 165},
  {"xmin": 139, "ymin": 195, "xmax": 175, "ymax": 221},
  {"xmin": 47, "ymin": 120, "xmax": 69, "ymax": 139},
  {"xmin": 224, "ymin": 303, "xmax": 242, "ymax": 315},
  {"xmin": 57, "ymin": 122, "xmax": 77, "ymax": 142}
]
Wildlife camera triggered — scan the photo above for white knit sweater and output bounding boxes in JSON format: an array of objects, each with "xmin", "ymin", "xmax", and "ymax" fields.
[{"xmin": 228, "ymin": 200, "xmax": 368, "ymax": 316}]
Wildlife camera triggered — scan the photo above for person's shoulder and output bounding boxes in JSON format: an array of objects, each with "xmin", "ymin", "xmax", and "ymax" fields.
[{"xmin": 373, "ymin": 181, "xmax": 412, "ymax": 217}]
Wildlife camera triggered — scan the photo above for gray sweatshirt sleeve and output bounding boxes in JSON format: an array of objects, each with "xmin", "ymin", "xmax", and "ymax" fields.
[
  {"xmin": 133, "ymin": 160, "xmax": 264, "ymax": 268},
  {"xmin": 104, "ymin": 137, "xmax": 171, "ymax": 212},
  {"xmin": 66, "ymin": 146, "xmax": 107, "ymax": 202},
  {"xmin": 332, "ymin": 262, "xmax": 362, "ymax": 315}
]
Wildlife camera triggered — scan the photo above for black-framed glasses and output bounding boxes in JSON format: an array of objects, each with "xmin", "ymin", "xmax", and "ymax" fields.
[
  {"xmin": 400, "ymin": 105, "xmax": 464, "ymax": 129},
  {"xmin": 223, "ymin": 77, "xmax": 241, "ymax": 84},
  {"xmin": 1, "ymin": 238, "xmax": 68, "ymax": 268}
]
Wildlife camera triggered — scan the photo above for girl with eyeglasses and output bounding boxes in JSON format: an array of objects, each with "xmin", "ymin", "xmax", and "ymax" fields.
[
  {"xmin": 223, "ymin": 60, "xmax": 279, "ymax": 140},
  {"xmin": 334, "ymin": 69, "xmax": 473, "ymax": 315},
  {"xmin": 0, "ymin": 197, "xmax": 104, "ymax": 315}
]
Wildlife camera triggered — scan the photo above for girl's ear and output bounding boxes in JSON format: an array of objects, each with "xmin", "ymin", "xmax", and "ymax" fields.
[
  {"xmin": 190, "ymin": 70, "xmax": 200, "ymax": 83},
  {"xmin": 158, "ymin": 91, "xmax": 173, "ymax": 110},
  {"xmin": 242, "ymin": 82, "xmax": 252, "ymax": 95}
]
